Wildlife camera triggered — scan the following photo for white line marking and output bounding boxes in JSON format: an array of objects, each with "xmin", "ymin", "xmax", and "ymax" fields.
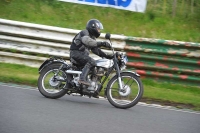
[
  {"xmin": 137, "ymin": 102, "xmax": 200, "ymax": 115},
  {"xmin": 0, "ymin": 82, "xmax": 38, "ymax": 91},
  {"xmin": 0, "ymin": 82, "xmax": 200, "ymax": 115}
]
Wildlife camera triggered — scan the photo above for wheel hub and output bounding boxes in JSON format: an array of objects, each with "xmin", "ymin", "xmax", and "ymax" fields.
[
  {"xmin": 119, "ymin": 85, "xmax": 131, "ymax": 97},
  {"xmin": 49, "ymin": 77, "xmax": 61, "ymax": 87}
]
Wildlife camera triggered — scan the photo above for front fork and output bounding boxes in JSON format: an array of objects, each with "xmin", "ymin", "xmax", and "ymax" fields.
[{"xmin": 113, "ymin": 56, "xmax": 123, "ymax": 90}]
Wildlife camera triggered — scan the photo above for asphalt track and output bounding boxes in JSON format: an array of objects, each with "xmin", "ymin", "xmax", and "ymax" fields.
[{"xmin": 0, "ymin": 83, "xmax": 199, "ymax": 133}]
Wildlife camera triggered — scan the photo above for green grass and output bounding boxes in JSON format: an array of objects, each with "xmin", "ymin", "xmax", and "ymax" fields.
[
  {"xmin": 0, "ymin": 0, "xmax": 199, "ymax": 42},
  {"xmin": 142, "ymin": 79, "xmax": 200, "ymax": 110},
  {"xmin": 0, "ymin": 62, "xmax": 200, "ymax": 111},
  {"xmin": 0, "ymin": 63, "xmax": 38, "ymax": 86}
]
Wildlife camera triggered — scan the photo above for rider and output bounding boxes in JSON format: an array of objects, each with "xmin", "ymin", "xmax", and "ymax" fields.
[{"xmin": 70, "ymin": 19, "xmax": 113, "ymax": 86}]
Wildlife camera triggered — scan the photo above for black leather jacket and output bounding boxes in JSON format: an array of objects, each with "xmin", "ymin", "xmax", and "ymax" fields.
[{"xmin": 70, "ymin": 29, "xmax": 108, "ymax": 58}]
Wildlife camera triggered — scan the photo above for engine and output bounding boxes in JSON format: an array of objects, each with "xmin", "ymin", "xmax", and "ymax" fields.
[
  {"xmin": 87, "ymin": 74, "xmax": 100, "ymax": 92},
  {"xmin": 96, "ymin": 67, "xmax": 105, "ymax": 76},
  {"xmin": 66, "ymin": 69, "xmax": 101, "ymax": 92}
]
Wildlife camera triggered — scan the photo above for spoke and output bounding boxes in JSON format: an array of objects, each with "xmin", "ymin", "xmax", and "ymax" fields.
[
  {"xmin": 122, "ymin": 76, "xmax": 136, "ymax": 88},
  {"xmin": 48, "ymin": 83, "xmax": 51, "ymax": 89},
  {"xmin": 129, "ymin": 80, "xmax": 135, "ymax": 88},
  {"xmin": 47, "ymin": 79, "xmax": 52, "ymax": 89},
  {"xmin": 51, "ymin": 69, "xmax": 64, "ymax": 77},
  {"xmin": 111, "ymin": 88, "xmax": 119, "ymax": 96},
  {"xmin": 43, "ymin": 70, "xmax": 67, "ymax": 93},
  {"xmin": 111, "ymin": 87, "xmax": 119, "ymax": 90},
  {"xmin": 124, "ymin": 77, "xmax": 132, "ymax": 86},
  {"xmin": 58, "ymin": 72, "xmax": 64, "ymax": 77},
  {"xmin": 121, "ymin": 77, "xmax": 133, "ymax": 90},
  {"xmin": 51, "ymin": 69, "xmax": 57, "ymax": 74}
]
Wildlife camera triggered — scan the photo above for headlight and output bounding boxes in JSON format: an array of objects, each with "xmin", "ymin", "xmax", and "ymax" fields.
[
  {"xmin": 120, "ymin": 55, "xmax": 128, "ymax": 70},
  {"xmin": 123, "ymin": 55, "xmax": 128, "ymax": 64}
]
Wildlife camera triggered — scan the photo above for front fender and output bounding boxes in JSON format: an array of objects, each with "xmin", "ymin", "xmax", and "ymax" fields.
[
  {"xmin": 122, "ymin": 71, "xmax": 140, "ymax": 77},
  {"xmin": 109, "ymin": 71, "xmax": 140, "ymax": 79}
]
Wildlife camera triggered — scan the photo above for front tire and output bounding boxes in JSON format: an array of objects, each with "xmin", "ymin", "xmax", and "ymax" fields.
[
  {"xmin": 106, "ymin": 72, "xmax": 143, "ymax": 109},
  {"xmin": 38, "ymin": 63, "xmax": 67, "ymax": 99}
]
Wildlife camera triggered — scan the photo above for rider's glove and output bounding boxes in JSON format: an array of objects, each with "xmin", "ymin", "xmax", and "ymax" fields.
[{"xmin": 97, "ymin": 41, "xmax": 111, "ymax": 48}]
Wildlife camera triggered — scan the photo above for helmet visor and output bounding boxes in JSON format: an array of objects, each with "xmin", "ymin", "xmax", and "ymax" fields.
[{"xmin": 96, "ymin": 22, "xmax": 103, "ymax": 30}]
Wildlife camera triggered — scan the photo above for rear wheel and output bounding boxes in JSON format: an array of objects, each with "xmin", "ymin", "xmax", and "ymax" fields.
[
  {"xmin": 106, "ymin": 72, "xmax": 143, "ymax": 109},
  {"xmin": 38, "ymin": 63, "xmax": 67, "ymax": 99}
]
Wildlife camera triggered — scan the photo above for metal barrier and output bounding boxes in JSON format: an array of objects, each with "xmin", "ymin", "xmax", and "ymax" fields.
[
  {"xmin": 0, "ymin": 19, "xmax": 125, "ymax": 67},
  {"xmin": 0, "ymin": 19, "xmax": 199, "ymax": 86},
  {"xmin": 125, "ymin": 37, "xmax": 200, "ymax": 86}
]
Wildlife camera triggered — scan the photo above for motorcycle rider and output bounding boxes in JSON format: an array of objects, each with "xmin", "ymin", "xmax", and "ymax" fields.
[{"xmin": 70, "ymin": 19, "xmax": 113, "ymax": 87}]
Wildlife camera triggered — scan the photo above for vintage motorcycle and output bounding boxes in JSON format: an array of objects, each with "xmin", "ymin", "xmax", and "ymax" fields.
[{"xmin": 38, "ymin": 33, "xmax": 143, "ymax": 109}]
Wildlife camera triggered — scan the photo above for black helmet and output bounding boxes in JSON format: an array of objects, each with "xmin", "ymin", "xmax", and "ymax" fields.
[{"xmin": 86, "ymin": 19, "xmax": 103, "ymax": 38}]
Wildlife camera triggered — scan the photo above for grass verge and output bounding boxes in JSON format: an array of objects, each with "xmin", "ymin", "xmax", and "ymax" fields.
[
  {"xmin": 0, "ymin": 0, "xmax": 199, "ymax": 42},
  {"xmin": 0, "ymin": 62, "xmax": 200, "ymax": 111}
]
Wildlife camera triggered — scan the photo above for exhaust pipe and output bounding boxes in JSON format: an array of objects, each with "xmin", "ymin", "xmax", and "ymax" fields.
[{"xmin": 66, "ymin": 70, "xmax": 82, "ymax": 75}]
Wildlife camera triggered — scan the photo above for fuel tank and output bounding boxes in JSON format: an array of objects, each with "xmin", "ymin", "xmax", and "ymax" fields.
[{"xmin": 95, "ymin": 59, "xmax": 114, "ymax": 68}]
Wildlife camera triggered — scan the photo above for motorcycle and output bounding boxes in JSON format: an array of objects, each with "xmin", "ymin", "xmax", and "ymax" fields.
[{"xmin": 37, "ymin": 33, "xmax": 143, "ymax": 109}]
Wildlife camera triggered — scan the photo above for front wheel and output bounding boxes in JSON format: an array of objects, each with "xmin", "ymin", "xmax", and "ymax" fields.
[{"xmin": 106, "ymin": 72, "xmax": 143, "ymax": 109}]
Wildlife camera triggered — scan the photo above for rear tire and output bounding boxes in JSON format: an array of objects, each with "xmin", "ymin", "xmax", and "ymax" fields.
[
  {"xmin": 38, "ymin": 63, "xmax": 67, "ymax": 99},
  {"xmin": 106, "ymin": 72, "xmax": 143, "ymax": 109}
]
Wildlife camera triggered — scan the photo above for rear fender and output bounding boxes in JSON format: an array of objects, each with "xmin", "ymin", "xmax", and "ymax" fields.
[
  {"xmin": 38, "ymin": 59, "xmax": 51, "ymax": 73},
  {"xmin": 38, "ymin": 59, "xmax": 69, "ymax": 73}
]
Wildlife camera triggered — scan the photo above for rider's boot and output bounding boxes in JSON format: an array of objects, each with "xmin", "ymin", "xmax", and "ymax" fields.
[{"xmin": 79, "ymin": 66, "xmax": 90, "ymax": 86}]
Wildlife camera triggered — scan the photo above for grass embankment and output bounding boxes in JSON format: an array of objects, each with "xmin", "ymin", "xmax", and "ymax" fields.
[
  {"xmin": 0, "ymin": 62, "xmax": 199, "ymax": 111},
  {"xmin": 0, "ymin": 0, "xmax": 199, "ymax": 42}
]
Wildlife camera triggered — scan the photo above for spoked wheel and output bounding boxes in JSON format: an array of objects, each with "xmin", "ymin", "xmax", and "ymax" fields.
[
  {"xmin": 106, "ymin": 72, "xmax": 143, "ymax": 109},
  {"xmin": 38, "ymin": 64, "xmax": 68, "ymax": 99}
]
